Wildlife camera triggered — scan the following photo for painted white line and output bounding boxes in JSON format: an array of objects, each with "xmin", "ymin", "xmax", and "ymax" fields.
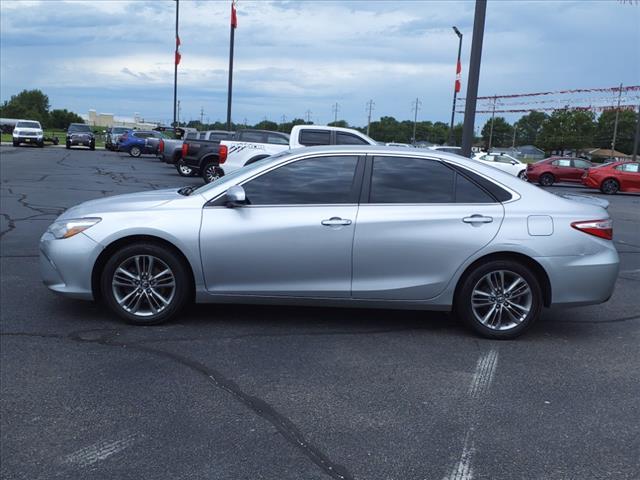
[
  {"xmin": 442, "ymin": 349, "xmax": 499, "ymax": 480},
  {"xmin": 62, "ymin": 433, "xmax": 140, "ymax": 467}
]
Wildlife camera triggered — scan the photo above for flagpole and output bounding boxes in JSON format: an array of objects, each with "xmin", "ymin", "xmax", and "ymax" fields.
[
  {"xmin": 448, "ymin": 26, "xmax": 463, "ymax": 146},
  {"xmin": 226, "ymin": 1, "xmax": 236, "ymax": 132},
  {"xmin": 173, "ymin": 0, "xmax": 179, "ymax": 129}
]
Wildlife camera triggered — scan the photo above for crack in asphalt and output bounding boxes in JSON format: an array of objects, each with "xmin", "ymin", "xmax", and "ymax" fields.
[{"xmin": 1, "ymin": 328, "xmax": 354, "ymax": 480}]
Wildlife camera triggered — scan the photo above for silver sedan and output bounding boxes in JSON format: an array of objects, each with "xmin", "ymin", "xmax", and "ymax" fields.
[{"xmin": 40, "ymin": 146, "xmax": 619, "ymax": 338}]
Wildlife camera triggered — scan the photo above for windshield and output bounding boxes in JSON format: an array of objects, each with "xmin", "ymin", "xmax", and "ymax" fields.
[
  {"xmin": 189, "ymin": 151, "xmax": 291, "ymax": 196},
  {"xmin": 16, "ymin": 121, "xmax": 41, "ymax": 129},
  {"xmin": 68, "ymin": 124, "xmax": 91, "ymax": 133}
]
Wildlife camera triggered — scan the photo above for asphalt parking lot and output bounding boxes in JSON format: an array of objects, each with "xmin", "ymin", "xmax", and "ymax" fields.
[{"xmin": 1, "ymin": 145, "xmax": 639, "ymax": 480}]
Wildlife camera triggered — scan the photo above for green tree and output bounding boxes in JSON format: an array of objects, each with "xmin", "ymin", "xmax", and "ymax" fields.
[
  {"xmin": 481, "ymin": 117, "xmax": 513, "ymax": 149},
  {"xmin": 513, "ymin": 111, "xmax": 548, "ymax": 146},
  {"xmin": 253, "ymin": 120, "xmax": 278, "ymax": 131},
  {"xmin": 594, "ymin": 109, "xmax": 637, "ymax": 154},
  {"xmin": 327, "ymin": 120, "xmax": 349, "ymax": 128},
  {"xmin": 48, "ymin": 109, "xmax": 84, "ymax": 129},
  {"xmin": 0, "ymin": 89, "xmax": 50, "ymax": 124},
  {"xmin": 539, "ymin": 109, "xmax": 596, "ymax": 154}
]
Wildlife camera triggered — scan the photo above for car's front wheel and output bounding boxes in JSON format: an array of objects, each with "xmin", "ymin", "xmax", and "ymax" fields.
[
  {"xmin": 455, "ymin": 260, "xmax": 542, "ymax": 339},
  {"xmin": 100, "ymin": 243, "xmax": 191, "ymax": 325},
  {"xmin": 12, "ymin": 140, "xmax": 18, "ymax": 147},
  {"xmin": 129, "ymin": 146, "xmax": 142, "ymax": 157},
  {"xmin": 600, "ymin": 178, "xmax": 619, "ymax": 195}
]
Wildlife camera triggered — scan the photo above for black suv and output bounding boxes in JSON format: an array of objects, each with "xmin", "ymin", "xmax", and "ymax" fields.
[{"xmin": 66, "ymin": 123, "xmax": 95, "ymax": 150}]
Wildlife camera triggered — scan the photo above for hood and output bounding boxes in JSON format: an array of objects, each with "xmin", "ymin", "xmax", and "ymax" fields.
[
  {"xmin": 58, "ymin": 188, "xmax": 182, "ymax": 219},
  {"xmin": 15, "ymin": 128, "xmax": 42, "ymax": 133},
  {"xmin": 556, "ymin": 193, "xmax": 609, "ymax": 209}
]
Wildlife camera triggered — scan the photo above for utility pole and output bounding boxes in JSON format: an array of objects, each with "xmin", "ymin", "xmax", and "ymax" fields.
[
  {"xmin": 610, "ymin": 83, "xmax": 623, "ymax": 156},
  {"xmin": 281, "ymin": 114, "xmax": 287, "ymax": 124},
  {"xmin": 366, "ymin": 99, "xmax": 375, "ymax": 137},
  {"xmin": 177, "ymin": 100, "xmax": 181, "ymax": 126},
  {"xmin": 632, "ymin": 105, "xmax": 639, "ymax": 162},
  {"xmin": 461, "ymin": 0, "xmax": 487, "ymax": 158},
  {"xmin": 488, "ymin": 95, "xmax": 497, "ymax": 151},
  {"xmin": 448, "ymin": 26, "xmax": 463, "ymax": 146},
  {"xmin": 172, "ymin": 0, "xmax": 179, "ymax": 129},
  {"xmin": 411, "ymin": 97, "xmax": 422, "ymax": 145},
  {"xmin": 200, "ymin": 107, "xmax": 204, "ymax": 125},
  {"xmin": 305, "ymin": 110, "xmax": 313, "ymax": 123},
  {"xmin": 332, "ymin": 103, "xmax": 340, "ymax": 123}
]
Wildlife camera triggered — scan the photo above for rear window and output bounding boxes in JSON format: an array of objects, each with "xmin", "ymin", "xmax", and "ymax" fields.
[
  {"xmin": 267, "ymin": 134, "xmax": 289, "ymax": 145},
  {"xmin": 299, "ymin": 129, "xmax": 330, "ymax": 146}
]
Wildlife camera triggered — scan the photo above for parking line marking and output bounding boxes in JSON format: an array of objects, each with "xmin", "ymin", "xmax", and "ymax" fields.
[
  {"xmin": 62, "ymin": 433, "xmax": 140, "ymax": 467},
  {"xmin": 442, "ymin": 349, "xmax": 499, "ymax": 480}
]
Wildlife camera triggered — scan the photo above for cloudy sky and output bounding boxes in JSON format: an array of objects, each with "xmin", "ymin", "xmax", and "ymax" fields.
[{"xmin": 1, "ymin": 0, "xmax": 639, "ymax": 127}]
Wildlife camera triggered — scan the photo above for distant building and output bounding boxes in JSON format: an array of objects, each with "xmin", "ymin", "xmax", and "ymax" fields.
[
  {"xmin": 578, "ymin": 148, "xmax": 631, "ymax": 162},
  {"xmin": 81, "ymin": 110, "xmax": 160, "ymax": 130}
]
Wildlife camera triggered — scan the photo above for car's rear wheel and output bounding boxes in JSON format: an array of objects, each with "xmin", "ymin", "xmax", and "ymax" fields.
[
  {"xmin": 539, "ymin": 173, "xmax": 554, "ymax": 186},
  {"xmin": 202, "ymin": 162, "xmax": 224, "ymax": 183},
  {"xmin": 176, "ymin": 160, "xmax": 196, "ymax": 177},
  {"xmin": 600, "ymin": 178, "xmax": 619, "ymax": 195},
  {"xmin": 455, "ymin": 260, "xmax": 542, "ymax": 339},
  {"xmin": 129, "ymin": 146, "xmax": 142, "ymax": 157},
  {"xmin": 12, "ymin": 140, "xmax": 18, "ymax": 147},
  {"xmin": 101, "ymin": 243, "xmax": 190, "ymax": 325}
]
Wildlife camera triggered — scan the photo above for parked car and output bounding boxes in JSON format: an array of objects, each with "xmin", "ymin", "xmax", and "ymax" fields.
[
  {"xmin": 40, "ymin": 146, "xmax": 618, "ymax": 339},
  {"xmin": 472, "ymin": 152, "xmax": 527, "ymax": 179},
  {"xmin": 117, "ymin": 130, "xmax": 163, "ymax": 157},
  {"xmin": 526, "ymin": 157, "xmax": 593, "ymax": 186},
  {"xmin": 144, "ymin": 131, "xmax": 172, "ymax": 155},
  {"xmin": 105, "ymin": 127, "xmax": 130, "ymax": 151},
  {"xmin": 170, "ymin": 130, "xmax": 234, "ymax": 177},
  {"xmin": 183, "ymin": 125, "xmax": 377, "ymax": 183},
  {"xmin": 12, "ymin": 120, "xmax": 44, "ymax": 147},
  {"xmin": 66, "ymin": 123, "xmax": 95, "ymax": 150},
  {"xmin": 158, "ymin": 130, "xmax": 201, "ymax": 173},
  {"xmin": 581, "ymin": 161, "xmax": 640, "ymax": 194}
]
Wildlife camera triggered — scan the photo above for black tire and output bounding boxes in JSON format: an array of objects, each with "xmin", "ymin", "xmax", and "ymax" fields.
[
  {"xmin": 538, "ymin": 173, "xmax": 554, "ymax": 187},
  {"xmin": 100, "ymin": 242, "xmax": 191, "ymax": 326},
  {"xmin": 66, "ymin": 142, "xmax": 71, "ymax": 149},
  {"xmin": 129, "ymin": 146, "xmax": 142, "ymax": 157},
  {"xmin": 90, "ymin": 144, "xmax": 95, "ymax": 151},
  {"xmin": 12, "ymin": 140, "xmax": 19, "ymax": 147},
  {"xmin": 600, "ymin": 178, "xmax": 619, "ymax": 195},
  {"xmin": 176, "ymin": 160, "xmax": 196, "ymax": 177},
  {"xmin": 454, "ymin": 259, "xmax": 542, "ymax": 339},
  {"xmin": 38, "ymin": 141, "xmax": 44, "ymax": 148},
  {"xmin": 202, "ymin": 161, "xmax": 224, "ymax": 183}
]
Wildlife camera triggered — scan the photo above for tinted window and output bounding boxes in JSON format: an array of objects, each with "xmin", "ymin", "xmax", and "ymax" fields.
[
  {"xmin": 449, "ymin": 164, "xmax": 512, "ymax": 202},
  {"xmin": 267, "ymin": 134, "xmax": 289, "ymax": 145},
  {"xmin": 496, "ymin": 155, "xmax": 515, "ymax": 164},
  {"xmin": 239, "ymin": 131, "xmax": 265, "ymax": 143},
  {"xmin": 209, "ymin": 132, "xmax": 232, "ymax": 141},
  {"xmin": 16, "ymin": 121, "xmax": 41, "ymax": 129},
  {"xmin": 336, "ymin": 132, "xmax": 369, "ymax": 145},
  {"xmin": 552, "ymin": 159, "xmax": 571, "ymax": 167},
  {"xmin": 68, "ymin": 124, "xmax": 91, "ymax": 133},
  {"xmin": 619, "ymin": 162, "xmax": 639, "ymax": 173},
  {"xmin": 573, "ymin": 159, "xmax": 591, "ymax": 169},
  {"xmin": 455, "ymin": 173, "xmax": 495, "ymax": 203},
  {"xmin": 370, "ymin": 157, "xmax": 455, "ymax": 203},
  {"xmin": 243, "ymin": 156, "xmax": 359, "ymax": 205},
  {"xmin": 299, "ymin": 130, "xmax": 331, "ymax": 146},
  {"xmin": 199, "ymin": 132, "xmax": 207, "ymax": 139},
  {"xmin": 186, "ymin": 132, "xmax": 198, "ymax": 139}
]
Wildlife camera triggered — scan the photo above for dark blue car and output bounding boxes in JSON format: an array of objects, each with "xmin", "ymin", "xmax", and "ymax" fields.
[{"xmin": 117, "ymin": 130, "xmax": 164, "ymax": 157}]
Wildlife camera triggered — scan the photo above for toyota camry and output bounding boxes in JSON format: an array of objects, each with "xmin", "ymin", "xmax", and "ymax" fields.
[{"xmin": 40, "ymin": 146, "xmax": 619, "ymax": 339}]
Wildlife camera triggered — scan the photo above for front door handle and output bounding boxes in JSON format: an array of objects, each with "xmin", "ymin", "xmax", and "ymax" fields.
[
  {"xmin": 321, "ymin": 217, "xmax": 352, "ymax": 226},
  {"xmin": 463, "ymin": 214, "xmax": 493, "ymax": 224}
]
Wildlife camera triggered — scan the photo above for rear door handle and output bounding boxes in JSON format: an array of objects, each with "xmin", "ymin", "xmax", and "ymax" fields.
[
  {"xmin": 321, "ymin": 217, "xmax": 352, "ymax": 226},
  {"xmin": 463, "ymin": 214, "xmax": 493, "ymax": 224}
]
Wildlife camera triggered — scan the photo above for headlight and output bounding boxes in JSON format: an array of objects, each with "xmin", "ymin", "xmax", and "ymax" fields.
[{"xmin": 48, "ymin": 218, "xmax": 101, "ymax": 239}]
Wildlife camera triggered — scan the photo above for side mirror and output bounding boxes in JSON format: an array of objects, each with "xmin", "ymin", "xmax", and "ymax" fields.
[{"xmin": 225, "ymin": 185, "xmax": 247, "ymax": 208}]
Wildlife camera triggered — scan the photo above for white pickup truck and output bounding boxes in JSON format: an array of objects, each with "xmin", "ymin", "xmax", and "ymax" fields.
[{"xmin": 201, "ymin": 125, "xmax": 377, "ymax": 182}]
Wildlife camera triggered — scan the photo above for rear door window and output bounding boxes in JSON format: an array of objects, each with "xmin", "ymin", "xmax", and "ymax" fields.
[
  {"xmin": 239, "ymin": 131, "xmax": 266, "ymax": 143},
  {"xmin": 552, "ymin": 159, "xmax": 572, "ymax": 167},
  {"xmin": 336, "ymin": 132, "xmax": 369, "ymax": 145}
]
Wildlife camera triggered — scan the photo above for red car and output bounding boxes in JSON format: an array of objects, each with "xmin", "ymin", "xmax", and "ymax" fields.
[
  {"xmin": 526, "ymin": 157, "xmax": 594, "ymax": 186},
  {"xmin": 581, "ymin": 161, "xmax": 640, "ymax": 194}
]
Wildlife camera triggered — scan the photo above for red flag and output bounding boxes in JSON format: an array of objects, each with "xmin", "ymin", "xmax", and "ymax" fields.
[
  {"xmin": 455, "ymin": 60, "xmax": 462, "ymax": 93},
  {"xmin": 175, "ymin": 51, "xmax": 181, "ymax": 65},
  {"xmin": 176, "ymin": 35, "xmax": 181, "ymax": 48},
  {"xmin": 231, "ymin": 1, "xmax": 237, "ymax": 28}
]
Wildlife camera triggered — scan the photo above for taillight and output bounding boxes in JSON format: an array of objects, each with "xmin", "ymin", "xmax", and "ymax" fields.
[
  {"xmin": 181, "ymin": 142, "xmax": 189, "ymax": 158},
  {"xmin": 571, "ymin": 219, "xmax": 613, "ymax": 240},
  {"xmin": 218, "ymin": 145, "xmax": 228, "ymax": 164},
  {"xmin": 159, "ymin": 139, "xmax": 164, "ymax": 153}
]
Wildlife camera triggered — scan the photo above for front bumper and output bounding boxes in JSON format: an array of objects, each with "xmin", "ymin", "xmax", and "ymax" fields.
[
  {"xmin": 68, "ymin": 136, "xmax": 95, "ymax": 146},
  {"xmin": 14, "ymin": 136, "xmax": 43, "ymax": 143},
  {"xmin": 40, "ymin": 231, "xmax": 103, "ymax": 300},
  {"xmin": 536, "ymin": 246, "xmax": 619, "ymax": 307}
]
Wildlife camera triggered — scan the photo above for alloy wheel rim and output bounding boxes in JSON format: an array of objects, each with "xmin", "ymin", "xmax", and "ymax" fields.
[
  {"xmin": 471, "ymin": 270, "xmax": 532, "ymax": 331},
  {"xmin": 179, "ymin": 164, "xmax": 192, "ymax": 174},
  {"xmin": 112, "ymin": 255, "xmax": 175, "ymax": 317},
  {"xmin": 603, "ymin": 180, "xmax": 617, "ymax": 193},
  {"xmin": 205, "ymin": 166, "xmax": 220, "ymax": 182}
]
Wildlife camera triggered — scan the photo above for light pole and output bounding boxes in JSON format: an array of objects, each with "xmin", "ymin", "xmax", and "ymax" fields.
[{"xmin": 448, "ymin": 26, "xmax": 463, "ymax": 146}]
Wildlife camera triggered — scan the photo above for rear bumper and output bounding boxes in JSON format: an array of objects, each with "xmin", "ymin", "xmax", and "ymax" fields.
[{"xmin": 536, "ymin": 247, "xmax": 619, "ymax": 307}]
